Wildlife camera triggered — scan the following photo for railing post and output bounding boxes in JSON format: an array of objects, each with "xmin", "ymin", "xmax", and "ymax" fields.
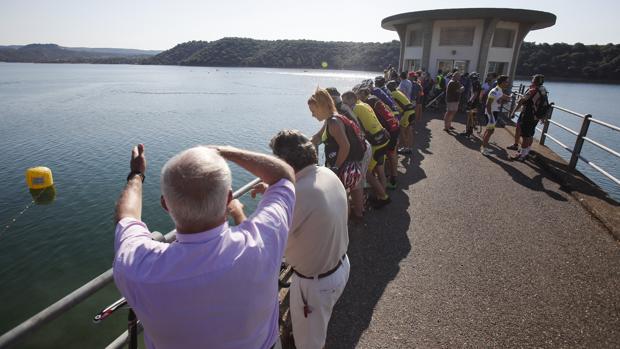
[
  {"xmin": 508, "ymin": 93, "xmax": 515, "ymax": 115},
  {"xmin": 128, "ymin": 309, "xmax": 138, "ymax": 349},
  {"xmin": 539, "ymin": 103, "xmax": 554, "ymax": 145},
  {"xmin": 568, "ymin": 113, "xmax": 592, "ymax": 170}
]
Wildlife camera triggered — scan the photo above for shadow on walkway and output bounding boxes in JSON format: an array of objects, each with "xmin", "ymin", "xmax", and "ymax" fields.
[
  {"xmin": 324, "ymin": 111, "xmax": 435, "ymax": 348},
  {"xmin": 450, "ymin": 133, "xmax": 569, "ymax": 202}
]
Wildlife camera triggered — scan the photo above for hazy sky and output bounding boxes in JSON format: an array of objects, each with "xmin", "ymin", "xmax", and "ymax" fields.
[{"xmin": 0, "ymin": 0, "xmax": 618, "ymax": 50}]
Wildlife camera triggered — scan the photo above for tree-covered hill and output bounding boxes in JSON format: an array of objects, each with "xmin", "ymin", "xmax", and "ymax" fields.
[
  {"xmin": 516, "ymin": 42, "xmax": 620, "ymax": 81},
  {"xmin": 1, "ymin": 38, "xmax": 618, "ymax": 83},
  {"xmin": 144, "ymin": 37, "xmax": 401, "ymax": 72}
]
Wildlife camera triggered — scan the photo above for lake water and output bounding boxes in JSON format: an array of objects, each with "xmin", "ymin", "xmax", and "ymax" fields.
[{"xmin": 0, "ymin": 63, "xmax": 618, "ymax": 348}]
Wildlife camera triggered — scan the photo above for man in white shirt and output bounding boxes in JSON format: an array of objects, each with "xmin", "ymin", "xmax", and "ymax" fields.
[
  {"xmin": 253, "ymin": 130, "xmax": 350, "ymax": 349},
  {"xmin": 481, "ymin": 75, "xmax": 511, "ymax": 155}
]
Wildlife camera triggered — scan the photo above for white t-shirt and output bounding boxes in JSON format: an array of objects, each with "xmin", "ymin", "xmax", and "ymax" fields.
[
  {"xmin": 487, "ymin": 86, "xmax": 505, "ymax": 113},
  {"xmin": 285, "ymin": 165, "xmax": 348, "ymax": 277}
]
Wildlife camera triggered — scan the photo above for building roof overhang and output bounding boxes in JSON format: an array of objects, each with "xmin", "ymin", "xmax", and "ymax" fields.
[{"xmin": 382, "ymin": 8, "xmax": 556, "ymax": 31}]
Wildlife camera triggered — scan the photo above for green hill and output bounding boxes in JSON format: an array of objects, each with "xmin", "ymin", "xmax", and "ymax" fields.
[
  {"xmin": 2, "ymin": 38, "xmax": 618, "ymax": 83},
  {"xmin": 144, "ymin": 37, "xmax": 401, "ymax": 71}
]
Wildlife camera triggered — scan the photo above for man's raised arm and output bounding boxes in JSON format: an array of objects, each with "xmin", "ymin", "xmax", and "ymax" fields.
[
  {"xmin": 214, "ymin": 146, "xmax": 295, "ymax": 185},
  {"xmin": 114, "ymin": 144, "xmax": 146, "ymax": 223}
]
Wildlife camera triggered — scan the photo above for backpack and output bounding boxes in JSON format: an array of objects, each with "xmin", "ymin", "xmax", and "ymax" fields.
[
  {"xmin": 534, "ymin": 90, "xmax": 550, "ymax": 119},
  {"xmin": 329, "ymin": 114, "xmax": 367, "ymax": 162}
]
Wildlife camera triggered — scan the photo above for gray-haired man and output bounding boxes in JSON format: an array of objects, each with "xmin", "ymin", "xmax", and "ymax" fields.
[{"xmin": 252, "ymin": 130, "xmax": 350, "ymax": 349}]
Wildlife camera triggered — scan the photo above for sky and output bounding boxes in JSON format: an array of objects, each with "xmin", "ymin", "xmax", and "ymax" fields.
[{"xmin": 0, "ymin": 0, "xmax": 618, "ymax": 50}]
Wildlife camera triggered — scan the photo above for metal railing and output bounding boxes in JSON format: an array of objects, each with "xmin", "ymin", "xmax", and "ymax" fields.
[
  {"xmin": 512, "ymin": 84, "xmax": 620, "ymax": 186},
  {"xmin": 0, "ymin": 177, "xmax": 263, "ymax": 349}
]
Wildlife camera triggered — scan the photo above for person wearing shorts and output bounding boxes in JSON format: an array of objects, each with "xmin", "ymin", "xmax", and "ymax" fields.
[
  {"xmin": 481, "ymin": 75, "xmax": 511, "ymax": 155},
  {"xmin": 509, "ymin": 74, "xmax": 548, "ymax": 160},
  {"xmin": 444, "ymin": 72, "xmax": 464, "ymax": 131}
]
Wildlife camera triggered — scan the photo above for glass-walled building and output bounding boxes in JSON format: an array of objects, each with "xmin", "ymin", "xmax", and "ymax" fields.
[{"xmin": 381, "ymin": 8, "xmax": 556, "ymax": 79}]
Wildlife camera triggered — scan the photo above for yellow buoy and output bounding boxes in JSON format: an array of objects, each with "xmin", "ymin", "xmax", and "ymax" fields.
[
  {"xmin": 25, "ymin": 167, "xmax": 54, "ymax": 190},
  {"xmin": 321, "ymin": 61, "xmax": 328, "ymax": 69}
]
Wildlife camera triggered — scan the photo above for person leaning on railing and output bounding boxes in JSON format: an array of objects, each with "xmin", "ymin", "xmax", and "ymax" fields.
[
  {"xmin": 508, "ymin": 74, "xmax": 548, "ymax": 161},
  {"xmin": 249, "ymin": 130, "xmax": 351, "ymax": 349},
  {"xmin": 113, "ymin": 143, "xmax": 295, "ymax": 349}
]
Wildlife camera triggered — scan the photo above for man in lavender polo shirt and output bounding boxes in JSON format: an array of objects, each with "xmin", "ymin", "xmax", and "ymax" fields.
[{"xmin": 113, "ymin": 144, "xmax": 295, "ymax": 349}]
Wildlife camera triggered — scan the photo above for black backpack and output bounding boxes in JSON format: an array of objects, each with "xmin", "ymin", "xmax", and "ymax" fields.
[{"xmin": 535, "ymin": 90, "xmax": 550, "ymax": 119}]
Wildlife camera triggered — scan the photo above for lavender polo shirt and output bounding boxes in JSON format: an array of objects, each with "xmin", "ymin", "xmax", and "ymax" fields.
[{"xmin": 113, "ymin": 179, "xmax": 295, "ymax": 349}]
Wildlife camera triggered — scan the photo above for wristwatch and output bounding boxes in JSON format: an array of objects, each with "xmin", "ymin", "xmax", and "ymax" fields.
[{"xmin": 127, "ymin": 171, "xmax": 145, "ymax": 183}]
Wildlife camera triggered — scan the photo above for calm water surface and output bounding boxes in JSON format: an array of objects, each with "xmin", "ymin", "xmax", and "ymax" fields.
[
  {"xmin": 0, "ymin": 63, "xmax": 377, "ymax": 348},
  {"xmin": 0, "ymin": 63, "xmax": 618, "ymax": 348}
]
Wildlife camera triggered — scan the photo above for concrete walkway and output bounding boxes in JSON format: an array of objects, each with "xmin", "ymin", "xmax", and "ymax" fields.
[{"xmin": 326, "ymin": 111, "xmax": 620, "ymax": 348}]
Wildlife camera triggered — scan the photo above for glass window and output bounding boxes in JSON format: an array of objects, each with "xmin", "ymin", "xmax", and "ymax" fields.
[
  {"xmin": 437, "ymin": 60, "xmax": 454, "ymax": 73},
  {"xmin": 439, "ymin": 27, "xmax": 475, "ymax": 46},
  {"xmin": 487, "ymin": 61, "xmax": 508, "ymax": 75},
  {"xmin": 453, "ymin": 60, "xmax": 469, "ymax": 74},
  {"xmin": 436, "ymin": 60, "xmax": 469, "ymax": 74},
  {"xmin": 407, "ymin": 30, "xmax": 422, "ymax": 47},
  {"xmin": 405, "ymin": 59, "xmax": 421, "ymax": 71},
  {"xmin": 492, "ymin": 28, "xmax": 515, "ymax": 48}
]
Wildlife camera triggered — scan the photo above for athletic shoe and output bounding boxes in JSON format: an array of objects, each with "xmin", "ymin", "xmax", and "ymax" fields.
[
  {"xmin": 510, "ymin": 153, "xmax": 527, "ymax": 161},
  {"xmin": 481, "ymin": 147, "xmax": 491, "ymax": 156},
  {"xmin": 386, "ymin": 182, "xmax": 397, "ymax": 190},
  {"xmin": 506, "ymin": 144, "xmax": 519, "ymax": 150},
  {"xmin": 397, "ymin": 148, "xmax": 412, "ymax": 155}
]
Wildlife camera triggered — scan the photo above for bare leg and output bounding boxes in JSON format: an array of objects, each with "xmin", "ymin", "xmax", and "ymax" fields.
[
  {"xmin": 482, "ymin": 128, "xmax": 494, "ymax": 148},
  {"xmin": 416, "ymin": 104, "xmax": 422, "ymax": 123},
  {"xmin": 444, "ymin": 111, "xmax": 456, "ymax": 129},
  {"xmin": 398, "ymin": 125, "xmax": 409, "ymax": 150},
  {"xmin": 366, "ymin": 169, "xmax": 387, "ymax": 199},
  {"xmin": 388, "ymin": 151, "xmax": 398, "ymax": 178},
  {"xmin": 375, "ymin": 164, "xmax": 387, "ymax": 190},
  {"xmin": 350, "ymin": 187, "xmax": 364, "ymax": 218}
]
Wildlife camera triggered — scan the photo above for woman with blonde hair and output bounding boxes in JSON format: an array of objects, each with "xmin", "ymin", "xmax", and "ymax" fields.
[{"xmin": 309, "ymin": 88, "xmax": 366, "ymax": 220}]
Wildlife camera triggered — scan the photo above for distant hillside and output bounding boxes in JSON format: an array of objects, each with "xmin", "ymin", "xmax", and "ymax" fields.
[
  {"xmin": 63, "ymin": 47, "xmax": 161, "ymax": 56},
  {"xmin": 147, "ymin": 40, "xmax": 210, "ymax": 65},
  {"xmin": 2, "ymin": 39, "xmax": 618, "ymax": 83},
  {"xmin": 144, "ymin": 37, "xmax": 401, "ymax": 72},
  {"xmin": 516, "ymin": 42, "xmax": 620, "ymax": 81},
  {"xmin": 0, "ymin": 44, "xmax": 158, "ymax": 63}
]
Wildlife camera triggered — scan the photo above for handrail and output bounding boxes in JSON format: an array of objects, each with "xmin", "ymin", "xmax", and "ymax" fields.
[
  {"xmin": 548, "ymin": 119, "xmax": 579, "ymax": 136},
  {"xmin": 578, "ymin": 155, "xmax": 620, "ymax": 186},
  {"xmin": 550, "ymin": 105, "xmax": 587, "ymax": 119},
  {"xmin": 0, "ymin": 177, "xmax": 262, "ymax": 349},
  {"xmin": 590, "ymin": 117, "xmax": 620, "ymax": 132},
  {"xmin": 0, "ymin": 270, "xmax": 114, "ymax": 348},
  {"xmin": 582, "ymin": 137, "xmax": 620, "ymax": 159}
]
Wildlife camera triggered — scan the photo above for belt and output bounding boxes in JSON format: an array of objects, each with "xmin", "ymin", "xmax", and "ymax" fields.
[{"xmin": 293, "ymin": 254, "xmax": 345, "ymax": 280}]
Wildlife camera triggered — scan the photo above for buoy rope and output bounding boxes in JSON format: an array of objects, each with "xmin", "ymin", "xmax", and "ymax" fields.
[{"xmin": 1, "ymin": 187, "xmax": 48, "ymax": 236}]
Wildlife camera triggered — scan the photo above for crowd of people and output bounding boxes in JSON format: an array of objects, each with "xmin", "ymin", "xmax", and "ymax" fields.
[{"xmin": 111, "ymin": 66, "xmax": 549, "ymax": 349}]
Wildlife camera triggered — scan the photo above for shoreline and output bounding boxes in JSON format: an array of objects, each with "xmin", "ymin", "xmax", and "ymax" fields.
[{"xmin": 2, "ymin": 61, "xmax": 620, "ymax": 85}]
